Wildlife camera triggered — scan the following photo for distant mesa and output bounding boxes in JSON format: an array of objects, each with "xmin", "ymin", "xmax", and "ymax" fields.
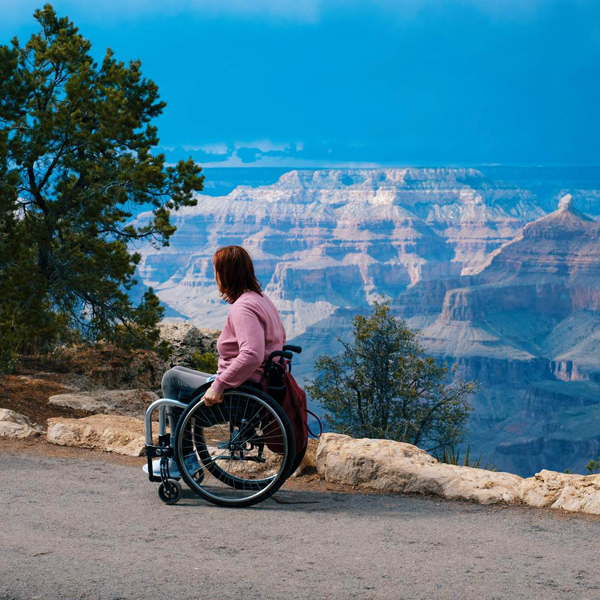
[{"xmin": 136, "ymin": 167, "xmax": 546, "ymax": 337}]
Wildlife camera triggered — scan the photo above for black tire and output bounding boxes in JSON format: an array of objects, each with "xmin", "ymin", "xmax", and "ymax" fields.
[
  {"xmin": 158, "ymin": 479, "xmax": 182, "ymax": 505},
  {"xmin": 174, "ymin": 385, "xmax": 296, "ymax": 508}
]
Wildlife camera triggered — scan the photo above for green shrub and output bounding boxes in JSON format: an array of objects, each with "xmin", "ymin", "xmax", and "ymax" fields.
[
  {"xmin": 190, "ymin": 351, "xmax": 218, "ymax": 373},
  {"xmin": 586, "ymin": 458, "xmax": 600, "ymax": 474},
  {"xmin": 434, "ymin": 445, "xmax": 498, "ymax": 471}
]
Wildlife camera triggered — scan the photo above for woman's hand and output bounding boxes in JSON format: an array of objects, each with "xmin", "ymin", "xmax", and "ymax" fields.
[{"xmin": 204, "ymin": 385, "xmax": 224, "ymax": 407}]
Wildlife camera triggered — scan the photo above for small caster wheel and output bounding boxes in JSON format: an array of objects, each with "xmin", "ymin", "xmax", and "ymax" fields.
[
  {"xmin": 158, "ymin": 479, "xmax": 182, "ymax": 505},
  {"xmin": 192, "ymin": 468, "xmax": 204, "ymax": 484}
]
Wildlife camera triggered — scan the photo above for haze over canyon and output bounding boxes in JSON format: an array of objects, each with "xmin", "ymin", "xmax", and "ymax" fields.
[{"xmin": 135, "ymin": 167, "xmax": 600, "ymax": 476}]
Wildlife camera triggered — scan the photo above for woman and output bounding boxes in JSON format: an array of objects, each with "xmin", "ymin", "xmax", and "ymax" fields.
[
  {"xmin": 146, "ymin": 246, "xmax": 287, "ymax": 478},
  {"xmin": 162, "ymin": 244, "xmax": 286, "ymax": 406}
]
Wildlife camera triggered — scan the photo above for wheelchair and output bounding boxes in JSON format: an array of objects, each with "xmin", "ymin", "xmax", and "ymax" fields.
[{"xmin": 144, "ymin": 345, "xmax": 306, "ymax": 508}]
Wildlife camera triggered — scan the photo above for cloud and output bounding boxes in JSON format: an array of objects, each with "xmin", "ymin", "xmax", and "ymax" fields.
[{"xmin": 160, "ymin": 139, "xmax": 450, "ymax": 168}]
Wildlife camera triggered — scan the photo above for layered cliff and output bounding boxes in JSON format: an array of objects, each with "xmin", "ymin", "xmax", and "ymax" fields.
[
  {"xmin": 136, "ymin": 168, "xmax": 544, "ymax": 337},
  {"xmin": 392, "ymin": 196, "xmax": 600, "ymax": 475}
]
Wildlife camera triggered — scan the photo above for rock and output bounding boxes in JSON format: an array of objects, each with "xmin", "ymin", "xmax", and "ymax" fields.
[
  {"xmin": 46, "ymin": 415, "xmax": 150, "ymax": 456},
  {"xmin": 0, "ymin": 409, "xmax": 44, "ymax": 439},
  {"xmin": 558, "ymin": 193, "xmax": 573, "ymax": 211},
  {"xmin": 48, "ymin": 389, "xmax": 158, "ymax": 418},
  {"xmin": 316, "ymin": 433, "xmax": 522, "ymax": 505},
  {"xmin": 158, "ymin": 322, "xmax": 220, "ymax": 368},
  {"xmin": 293, "ymin": 438, "xmax": 319, "ymax": 476},
  {"xmin": 521, "ymin": 469, "xmax": 600, "ymax": 514}
]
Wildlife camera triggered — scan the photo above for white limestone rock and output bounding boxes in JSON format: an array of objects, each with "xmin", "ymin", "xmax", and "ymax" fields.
[
  {"xmin": 316, "ymin": 433, "xmax": 522, "ymax": 505},
  {"xmin": 0, "ymin": 409, "xmax": 44, "ymax": 439},
  {"xmin": 521, "ymin": 469, "xmax": 600, "ymax": 514},
  {"xmin": 46, "ymin": 414, "xmax": 149, "ymax": 456}
]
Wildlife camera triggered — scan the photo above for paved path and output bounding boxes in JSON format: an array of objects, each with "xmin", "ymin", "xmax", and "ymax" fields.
[{"xmin": 1, "ymin": 452, "xmax": 600, "ymax": 600}]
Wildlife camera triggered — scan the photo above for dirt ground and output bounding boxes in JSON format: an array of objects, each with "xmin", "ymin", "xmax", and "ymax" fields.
[
  {"xmin": 1, "ymin": 348, "xmax": 163, "ymax": 426},
  {"xmin": 0, "ymin": 371, "xmax": 87, "ymax": 424}
]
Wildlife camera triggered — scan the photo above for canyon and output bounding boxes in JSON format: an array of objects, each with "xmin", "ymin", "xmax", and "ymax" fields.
[{"xmin": 134, "ymin": 167, "xmax": 600, "ymax": 476}]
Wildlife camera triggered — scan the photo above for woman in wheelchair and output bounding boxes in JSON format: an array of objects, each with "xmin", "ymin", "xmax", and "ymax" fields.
[{"xmin": 144, "ymin": 245, "xmax": 302, "ymax": 507}]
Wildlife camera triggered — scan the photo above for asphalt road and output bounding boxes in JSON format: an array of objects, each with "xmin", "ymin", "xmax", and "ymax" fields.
[{"xmin": 1, "ymin": 452, "xmax": 600, "ymax": 600}]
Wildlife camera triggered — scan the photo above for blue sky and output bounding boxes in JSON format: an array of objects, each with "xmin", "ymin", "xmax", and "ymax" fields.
[{"xmin": 2, "ymin": 0, "xmax": 600, "ymax": 167}]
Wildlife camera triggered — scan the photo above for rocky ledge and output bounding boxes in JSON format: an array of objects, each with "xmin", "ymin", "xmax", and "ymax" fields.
[
  {"xmin": 0, "ymin": 409, "xmax": 44, "ymax": 439},
  {"xmin": 159, "ymin": 322, "xmax": 220, "ymax": 368},
  {"xmin": 317, "ymin": 433, "xmax": 600, "ymax": 515},
  {"xmin": 46, "ymin": 414, "xmax": 151, "ymax": 457}
]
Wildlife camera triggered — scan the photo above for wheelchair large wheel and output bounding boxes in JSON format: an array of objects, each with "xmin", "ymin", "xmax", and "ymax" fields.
[{"xmin": 174, "ymin": 385, "xmax": 296, "ymax": 507}]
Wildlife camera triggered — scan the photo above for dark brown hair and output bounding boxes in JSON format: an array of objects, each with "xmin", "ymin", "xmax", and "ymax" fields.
[{"xmin": 213, "ymin": 246, "xmax": 262, "ymax": 304}]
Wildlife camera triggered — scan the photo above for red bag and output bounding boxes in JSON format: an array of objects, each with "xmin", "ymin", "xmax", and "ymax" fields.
[{"xmin": 261, "ymin": 369, "xmax": 308, "ymax": 457}]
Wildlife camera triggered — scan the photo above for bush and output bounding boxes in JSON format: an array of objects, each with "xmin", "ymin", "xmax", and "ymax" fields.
[
  {"xmin": 586, "ymin": 457, "xmax": 600, "ymax": 474},
  {"xmin": 190, "ymin": 351, "xmax": 218, "ymax": 374},
  {"xmin": 306, "ymin": 300, "xmax": 479, "ymax": 453}
]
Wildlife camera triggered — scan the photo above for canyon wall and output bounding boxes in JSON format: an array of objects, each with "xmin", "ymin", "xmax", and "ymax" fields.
[{"xmin": 135, "ymin": 168, "xmax": 600, "ymax": 476}]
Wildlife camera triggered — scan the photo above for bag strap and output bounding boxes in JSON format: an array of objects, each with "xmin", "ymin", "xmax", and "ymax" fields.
[{"xmin": 305, "ymin": 409, "xmax": 323, "ymax": 438}]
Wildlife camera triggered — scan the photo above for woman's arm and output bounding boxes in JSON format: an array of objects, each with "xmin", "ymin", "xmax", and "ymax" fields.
[{"xmin": 210, "ymin": 304, "xmax": 265, "ymax": 395}]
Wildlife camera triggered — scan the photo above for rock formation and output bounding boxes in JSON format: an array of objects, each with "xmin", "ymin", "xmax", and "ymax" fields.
[
  {"xmin": 0, "ymin": 409, "xmax": 44, "ymax": 439},
  {"xmin": 135, "ymin": 168, "xmax": 545, "ymax": 337},
  {"xmin": 46, "ymin": 414, "xmax": 150, "ymax": 456},
  {"xmin": 398, "ymin": 195, "xmax": 600, "ymax": 475},
  {"xmin": 317, "ymin": 433, "xmax": 600, "ymax": 515},
  {"xmin": 158, "ymin": 322, "xmax": 220, "ymax": 368},
  {"xmin": 133, "ymin": 167, "xmax": 600, "ymax": 476},
  {"xmin": 292, "ymin": 194, "xmax": 600, "ymax": 476}
]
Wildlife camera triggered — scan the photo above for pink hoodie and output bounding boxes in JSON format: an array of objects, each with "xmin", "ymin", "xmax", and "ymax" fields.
[{"xmin": 211, "ymin": 291, "xmax": 286, "ymax": 394}]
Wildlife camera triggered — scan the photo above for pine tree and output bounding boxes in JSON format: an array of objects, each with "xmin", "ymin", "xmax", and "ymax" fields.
[{"xmin": 0, "ymin": 5, "xmax": 204, "ymax": 371}]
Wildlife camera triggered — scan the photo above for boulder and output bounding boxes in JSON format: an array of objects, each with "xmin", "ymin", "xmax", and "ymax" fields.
[
  {"xmin": 47, "ymin": 415, "xmax": 150, "ymax": 456},
  {"xmin": 0, "ymin": 409, "xmax": 44, "ymax": 439},
  {"xmin": 316, "ymin": 433, "xmax": 522, "ymax": 505},
  {"xmin": 159, "ymin": 322, "xmax": 220, "ymax": 368},
  {"xmin": 521, "ymin": 469, "xmax": 600, "ymax": 514},
  {"xmin": 49, "ymin": 389, "xmax": 158, "ymax": 418}
]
